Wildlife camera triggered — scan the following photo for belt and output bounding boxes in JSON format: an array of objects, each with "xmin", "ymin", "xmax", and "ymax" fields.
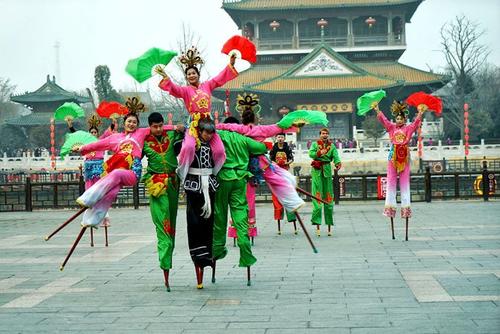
[{"xmin": 188, "ymin": 168, "xmax": 213, "ymax": 176}]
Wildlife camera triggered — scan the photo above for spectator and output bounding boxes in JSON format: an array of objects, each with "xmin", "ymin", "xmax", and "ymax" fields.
[{"xmin": 306, "ymin": 139, "xmax": 312, "ymax": 149}]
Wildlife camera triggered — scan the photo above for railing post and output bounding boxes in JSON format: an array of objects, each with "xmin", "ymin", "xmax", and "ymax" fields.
[
  {"xmin": 482, "ymin": 160, "xmax": 489, "ymax": 202},
  {"xmin": 425, "ymin": 166, "xmax": 432, "ymax": 203},
  {"xmin": 361, "ymin": 175, "xmax": 367, "ymax": 200},
  {"xmin": 333, "ymin": 169, "xmax": 340, "ymax": 205},
  {"xmin": 25, "ymin": 176, "xmax": 32, "ymax": 212},
  {"xmin": 133, "ymin": 183, "xmax": 140, "ymax": 209},
  {"xmin": 454, "ymin": 173, "xmax": 460, "ymax": 199}
]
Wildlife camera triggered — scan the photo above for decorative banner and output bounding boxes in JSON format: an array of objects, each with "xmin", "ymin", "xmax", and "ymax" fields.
[
  {"xmin": 377, "ymin": 176, "xmax": 387, "ymax": 199},
  {"xmin": 297, "ymin": 103, "xmax": 353, "ymax": 113},
  {"xmin": 50, "ymin": 118, "xmax": 56, "ymax": 170}
]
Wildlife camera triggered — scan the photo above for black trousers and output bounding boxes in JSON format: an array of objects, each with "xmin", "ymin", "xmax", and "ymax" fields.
[{"xmin": 186, "ymin": 191, "xmax": 215, "ymax": 268}]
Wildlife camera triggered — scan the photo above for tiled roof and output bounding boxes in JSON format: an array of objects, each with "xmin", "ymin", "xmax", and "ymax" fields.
[
  {"xmin": 222, "ymin": 0, "xmax": 421, "ymax": 10},
  {"xmin": 10, "ymin": 76, "xmax": 91, "ymax": 104},
  {"xmin": 248, "ymin": 75, "xmax": 397, "ymax": 93},
  {"xmin": 358, "ymin": 62, "xmax": 445, "ymax": 85},
  {"xmin": 224, "ymin": 66, "xmax": 288, "ymax": 90}
]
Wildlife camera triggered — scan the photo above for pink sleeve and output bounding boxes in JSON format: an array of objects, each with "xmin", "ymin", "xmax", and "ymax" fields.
[
  {"xmin": 205, "ymin": 65, "xmax": 238, "ymax": 92},
  {"xmin": 376, "ymin": 112, "xmax": 394, "ymax": 132},
  {"xmin": 158, "ymin": 78, "xmax": 189, "ymax": 100},
  {"xmin": 406, "ymin": 115, "xmax": 422, "ymax": 136},
  {"xmin": 216, "ymin": 123, "xmax": 288, "ymax": 142},
  {"xmin": 81, "ymin": 135, "xmax": 115, "ymax": 155},
  {"xmin": 99, "ymin": 127, "xmax": 115, "ymax": 139},
  {"xmin": 163, "ymin": 125, "xmax": 175, "ymax": 131}
]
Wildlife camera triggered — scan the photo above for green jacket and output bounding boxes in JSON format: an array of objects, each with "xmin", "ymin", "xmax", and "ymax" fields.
[
  {"xmin": 217, "ymin": 130, "xmax": 267, "ymax": 181},
  {"xmin": 141, "ymin": 130, "xmax": 183, "ymax": 180},
  {"xmin": 308, "ymin": 140, "xmax": 341, "ymax": 177}
]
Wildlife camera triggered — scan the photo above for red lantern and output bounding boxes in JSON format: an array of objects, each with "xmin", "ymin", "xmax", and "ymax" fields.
[
  {"xmin": 214, "ymin": 111, "xmax": 219, "ymax": 125},
  {"xmin": 50, "ymin": 118, "xmax": 56, "ymax": 170},
  {"xmin": 269, "ymin": 20, "xmax": 280, "ymax": 32},
  {"xmin": 365, "ymin": 16, "xmax": 376, "ymax": 28},
  {"xmin": 317, "ymin": 18, "xmax": 328, "ymax": 29},
  {"xmin": 167, "ymin": 113, "xmax": 173, "ymax": 125},
  {"xmin": 464, "ymin": 103, "xmax": 469, "ymax": 112},
  {"xmin": 417, "ymin": 125, "xmax": 423, "ymax": 159},
  {"xmin": 463, "ymin": 103, "xmax": 470, "ymax": 158}
]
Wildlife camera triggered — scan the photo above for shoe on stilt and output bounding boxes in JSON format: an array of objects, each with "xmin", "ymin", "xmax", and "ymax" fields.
[
  {"xmin": 211, "ymin": 261, "xmax": 216, "ymax": 284},
  {"xmin": 163, "ymin": 269, "xmax": 171, "ymax": 292},
  {"xmin": 277, "ymin": 220, "xmax": 281, "ymax": 235},
  {"xmin": 195, "ymin": 265, "xmax": 204, "ymax": 289},
  {"xmin": 292, "ymin": 221, "xmax": 298, "ymax": 235},
  {"xmin": 327, "ymin": 226, "xmax": 332, "ymax": 237},
  {"xmin": 316, "ymin": 226, "xmax": 320, "ymax": 237}
]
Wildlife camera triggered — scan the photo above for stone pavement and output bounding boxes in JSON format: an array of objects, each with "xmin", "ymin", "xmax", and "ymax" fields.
[{"xmin": 0, "ymin": 200, "xmax": 499, "ymax": 334}]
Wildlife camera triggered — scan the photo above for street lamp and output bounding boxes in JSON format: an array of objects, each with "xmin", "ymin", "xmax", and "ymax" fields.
[
  {"xmin": 269, "ymin": 20, "xmax": 280, "ymax": 32},
  {"xmin": 317, "ymin": 18, "xmax": 328, "ymax": 41}
]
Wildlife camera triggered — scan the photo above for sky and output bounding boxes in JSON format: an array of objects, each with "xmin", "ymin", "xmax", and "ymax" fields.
[{"xmin": 0, "ymin": 0, "xmax": 499, "ymax": 95}]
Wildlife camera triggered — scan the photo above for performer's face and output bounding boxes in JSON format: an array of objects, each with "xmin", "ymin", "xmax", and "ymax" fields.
[
  {"xmin": 89, "ymin": 129, "xmax": 98, "ymax": 137},
  {"xmin": 320, "ymin": 130, "xmax": 329, "ymax": 141},
  {"xmin": 149, "ymin": 122, "xmax": 163, "ymax": 136},
  {"xmin": 276, "ymin": 135, "xmax": 285, "ymax": 143},
  {"xmin": 200, "ymin": 130, "xmax": 214, "ymax": 143},
  {"xmin": 395, "ymin": 115, "xmax": 406, "ymax": 126},
  {"xmin": 186, "ymin": 68, "xmax": 200, "ymax": 86},
  {"xmin": 124, "ymin": 116, "xmax": 138, "ymax": 133}
]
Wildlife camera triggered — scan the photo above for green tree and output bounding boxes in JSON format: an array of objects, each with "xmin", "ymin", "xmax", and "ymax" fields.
[
  {"xmin": 94, "ymin": 65, "xmax": 123, "ymax": 103},
  {"xmin": 362, "ymin": 114, "xmax": 385, "ymax": 146}
]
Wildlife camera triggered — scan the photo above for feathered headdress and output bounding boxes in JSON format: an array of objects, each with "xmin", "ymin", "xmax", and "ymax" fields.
[
  {"xmin": 236, "ymin": 93, "xmax": 261, "ymax": 115},
  {"xmin": 179, "ymin": 47, "xmax": 204, "ymax": 72},
  {"xmin": 87, "ymin": 113, "xmax": 102, "ymax": 131},
  {"xmin": 125, "ymin": 96, "xmax": 146, "ymax": 114},
  {"xmin": 390, "ymin": 100, "xmax": 409, "ymax": 119}
]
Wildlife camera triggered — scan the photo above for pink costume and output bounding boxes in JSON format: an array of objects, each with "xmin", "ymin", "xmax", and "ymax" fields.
[
  {"xmin": 216, "ymin": 123, "xmax": 304, "ymax": 215},
  {"xmin": 77, "ymin": 126, "xmax": 175, "ymax": 227},
  {"xmin": 158, "ymin": 65, "xmax": 238, "ymax": 181},
  {"xmin": 377, "ymin": 112, "xmax": 422, "ymax": 218},
  {"xmin": 83, "ymin": 128, "xmax": 115, "ymax": 189}
]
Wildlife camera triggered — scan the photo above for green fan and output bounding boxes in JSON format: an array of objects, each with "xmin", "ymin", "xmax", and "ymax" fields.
[
  {"xmin": 125, "ymin": 48, "xmax": 177, "ymax": 83},
  {"xmin": 277, "ymin": 110, "xmax": 329, "ymax": 129},
  {"xmin": 54, "ymin": 102, "xmax": 85, "ymax": 122},
  {"xmin": 60, "ymin": 130, "xmax": 98, "ymax": 160},
  {"xmin": 356, "ymin": 90, "xmax": 386, "ymax": 116}
]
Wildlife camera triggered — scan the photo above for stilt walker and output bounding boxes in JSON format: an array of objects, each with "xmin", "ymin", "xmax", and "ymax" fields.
[
  {"xmin": 155, "ymin": 48, "xmax": 238, "ymax": 181},
  {"xmin": 373, "ymin": 100, "xmax": 426, "ymax": 240},
  {"xmin": 142, "ymin": 112, "xmax": 184, "ymax": 291},
  {"xmin": 309, "ymin": 128, "xmax": 342, "ymax": 237},
  {"xmin": 65, "ymin": 114, "xmax": 116, "ymax": 246},
  {"xmin": 213, "ymin": 118, "xmax": 268, "ymax": 286},
  {"xmin": 270, "ymin": 133, "xmax": 297, "ymax": 235},
  {"xmin": 184, "ymin": 118, "xmax": 219, "ymax": 289}
]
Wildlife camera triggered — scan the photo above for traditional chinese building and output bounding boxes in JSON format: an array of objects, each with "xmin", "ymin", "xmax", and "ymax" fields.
[
  {"xmin": 215, "ymin": 0, "xmax": 446, "ymax": 141},
  {"xmin": 8, "ymin": 75, "xmax": 92, "ymax": 127}
]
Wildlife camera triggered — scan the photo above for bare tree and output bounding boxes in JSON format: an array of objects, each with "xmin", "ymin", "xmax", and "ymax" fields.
[
  {"xmin": 440, "ymin": 15, "xmax": 490, "ymax": 137},
  {"xmin": 0, "ymin": 78, "xmax": 16, "ymax": 102}
]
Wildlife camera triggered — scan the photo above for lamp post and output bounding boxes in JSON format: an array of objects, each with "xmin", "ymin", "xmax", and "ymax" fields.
[
  {"xmin": 317, "ymin": 18, "xmax": 328, "ymax": 42},
  {"xmin": 464, "ymin": 103, "xmax": 470, "ymax": 164}
]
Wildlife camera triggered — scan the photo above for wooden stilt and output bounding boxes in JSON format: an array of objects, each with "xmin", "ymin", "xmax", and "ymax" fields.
[
  {"xmin": 328, "ymin": 225, "xmax": 332, "ymax": 237},
  {"xmin": 90, "ymin": 228, "xmax": 94, "ymax": 247},
  {"xmin": 405, "ymin": 217, "xmax": 409, "ymax": 241},
  {"xmin": 390, "ymin": 217, "xmax": 395, "ymax": 240},
  {"xmin": 293, "ymin": 221, "xmax": 298, "ymax": 235},
  {"xmin": 277, "ymin": 220, "xmax": 281, "ymax": 235},
  {"xmin": 296, "ymin": 187, "xmax": 328, "ymax": 204},
  {"xmin": 316, "ymin": 225, "xmax": 320, "ymax": 237},
  {"xmin": 246, "ymin": 266, "xmax": 251, "ymax": 286},
  {"xmin": 104, "ymin": 226, "xmax": 109, "ymax": 247},
  {"xmin": 211, "ymin": 261, "xmax": 216, "ymax": 284},
  {"xmin": 233, "ymin": 238, "xmax": 236, "ymax": 247},
  {"xmin": 251, "ymin": 237, "xmax": 254, "ymax": 246},
  {"xmin": 195, "ymin": 265, "xmax": 203, "ymax": 289},
  {"xmin": 163, "ymin": 269, "xmax": 170, "ymax": 292},
  {"xmin": 59, "ymin": 226, "xmax": 88, "ymax": 271},
  {"xmin": 295, "ymin": 212, "xmax": 318, "ymax": 253},
  {"xmin": 44, "ymin": 207, "xmax": 87, "ymax": 241}
]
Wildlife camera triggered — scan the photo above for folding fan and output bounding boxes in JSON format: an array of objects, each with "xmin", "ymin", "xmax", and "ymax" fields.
[
  {"xmin": 406, "ymin": 91, "xmax": 443, "ymax": 116},
  {"xmin": 125, "ymin": 48, "xmax": 177, "ymax": 83},
  {"xmin": 60, "ymin": 131, "xmax": 98, "ymax": 159},
  {"xmin": 356, "ymin": 90, "xmax": 386, "ymax": 116},
  {"xmin": 96, "ymin": 101, "xmax": 128, "ymax": 119},
  {"xmin": 221, "ymin": 35, "xmax": 257, "ymax": 63},
  {"xmin": 54, "ymin": 102, "xmax": 86, "ymax": 122},
  {"xmin": 277, "ymin": 110, "xmax": 329, "ymax": 129}
]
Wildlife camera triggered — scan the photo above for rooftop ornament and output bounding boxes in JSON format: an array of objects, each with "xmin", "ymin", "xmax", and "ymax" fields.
[{"xmin": 317, "ymin": 18, "xmax": 328, "ymax": 40}]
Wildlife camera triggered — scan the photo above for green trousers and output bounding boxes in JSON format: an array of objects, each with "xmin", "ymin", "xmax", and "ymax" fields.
[
  {"xmin": 148, "ymin": 177, "xmax": 179, "ymax": 270},
  {"xmin": 213, "ymin": 178, "xmax": 257, "ymax": 267},
  {"xmin": 311, "ymin": 171, "xmax": 334, "ymax": 226}
]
